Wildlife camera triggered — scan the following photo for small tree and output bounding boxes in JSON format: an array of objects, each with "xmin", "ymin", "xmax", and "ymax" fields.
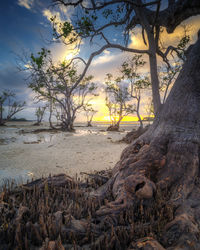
[
  {"xmin": 29, "ymin": 49, "xmax": 97, "ymax": 131},
  {"xmin": 84, "ymin": 104, "xmax": 97, "ymax": 127},
  {"xmin": 0, "ymin": 90, "xmax": 25, "ymax": 126},
  {"xmin": 34, "ymin": 106, "xmax": 47, "ymax": 126},
  {"xmin": 105, "ymin": 73, "xmax": 134, "ymax": 131},
  {"xmin": 120, "ymin": 55, "xmax": 151, "ymax": 128}
]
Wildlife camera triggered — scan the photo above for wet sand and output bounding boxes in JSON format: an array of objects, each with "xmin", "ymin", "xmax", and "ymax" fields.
[{"xmin": 0, "ymin": 122, "xmax": 137, "ymax": 185}]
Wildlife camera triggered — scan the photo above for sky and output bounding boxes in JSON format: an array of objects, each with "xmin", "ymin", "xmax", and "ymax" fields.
[{"xmin": 0, "ymin": 0, "xmax": 200, "ymax": 122}]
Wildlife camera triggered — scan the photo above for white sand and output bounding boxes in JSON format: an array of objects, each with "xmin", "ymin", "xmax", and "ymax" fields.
[{"xmin": 0, "ymin": 122, "xmax": 135, "ymax": 185}]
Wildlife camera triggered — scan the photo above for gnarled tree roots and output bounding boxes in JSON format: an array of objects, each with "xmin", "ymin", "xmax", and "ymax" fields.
[{"xmin": 1, "ymin": 126, "xmax": 200, "ymax": 249}]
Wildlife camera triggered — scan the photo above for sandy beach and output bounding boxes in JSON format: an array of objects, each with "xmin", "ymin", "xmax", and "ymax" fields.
[{"xmin": 0, "ymin": 121, "xmax": 137, "ymax": 185}]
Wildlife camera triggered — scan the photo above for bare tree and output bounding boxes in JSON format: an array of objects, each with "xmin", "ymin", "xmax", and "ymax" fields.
[
  {"xmin": 105, "ymin": 73, "xmax": 134, "ymax": 131},
  {"xmin": 83, "ymin": 104, "xmax": 97, "ymax": 127},
  {"xmin": 28, "ymin": 49, "xmax": 97, "ymax": 131},
  {"xmin": 144, "ymin": 97, "xmax": 155, "ymax": 121},
  {"xmin": 34, "ymin": 106, "xmax": 47, "ymax": 126},
  {"xmin": 120, "ymin": 55, "xmax": 151, "ymax": 128},
  {"xmin": 0, "ymin": 90, "xmax": 25, "ymax": 126}
]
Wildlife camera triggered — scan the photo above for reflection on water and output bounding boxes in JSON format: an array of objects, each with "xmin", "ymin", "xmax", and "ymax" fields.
[
  {"xmin": 22, "ymin": 133, "xmax": 55, "ymax": 144},
  {"xmin": 0, "ymin": 127, "xmax": 128, "ymax": 146},
  {"xmin": 0, "ymin": 127, "xmax": 19, "ymax": 145},
  {"xmin": 0, "ymin": 169, "xmax": 34, "ymax": 186},
  {"xmin": 0, "ymin": 128, "xmax": 57, "ymax": 145},
  {"xmin": 0, "ymin": 122, "xmax": 136, "ymax": 186},
  {"xmin": 0, "ymin": 121, "xmax": 136, "ymax": 146},
  {"xmin": 0, "ymin": 137, "xmax": 16, "ymax": 145},
  {"xmin": 74, "ymin": 129, "xmax": 98, "ymax": 136}
]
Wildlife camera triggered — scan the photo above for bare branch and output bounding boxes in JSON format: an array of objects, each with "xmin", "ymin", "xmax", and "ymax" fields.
[
  {"xmin": 94, "ymin": 7, "xmax": 132, "ymax": 34},
  {"xmin": 157, "ymin": 0, "xmax": 200, "ymax": 33},
  {"xmin": 151, "ymin": 0, "xmax": 161, "ymax": 32},
  {"xmin": 142, "ymin": 27, "xmax": 147, "ymax": 46},
  {"xmin": 168, "ymin": 0, "xmax": 175, "ymax": 7},
  {"xmin": 73, "ymin": 43, "xmax": 149, "ymax": 93},
  {"xmin": 53, "ymin": 0, "xmax": 161, "ymax": 11}
]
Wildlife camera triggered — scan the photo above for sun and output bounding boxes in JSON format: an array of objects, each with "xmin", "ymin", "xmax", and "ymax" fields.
[
  {"xmin": 65, "ymin": 53, "xmax": 75, "ymax": 61},
  {"xmin": 63, "ymin": 48, "xmax": 80, "ymax": 61}
]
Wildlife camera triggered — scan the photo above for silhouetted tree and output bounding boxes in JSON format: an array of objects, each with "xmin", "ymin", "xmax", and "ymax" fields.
[
  {"xmin": 120, "ymin": 55, "xmax": 151, "ymax": 127},
  {"xmin": 34, "ymin": 106, "xmax": 47, "ymax": 125},
  {"xmin": 29, "ymin": 49, "xmax": 97, "ymax": 131},
  {"xmin": 0, "ymin": 90, "xmax": 25, "ymax": 125},
  {"xmin": 84, "ymin": 104, "xmax": 97, "ymax": 127},
  {"xmin": 105, "ymin": 73, "xmax": 134, "ymax": 131}
]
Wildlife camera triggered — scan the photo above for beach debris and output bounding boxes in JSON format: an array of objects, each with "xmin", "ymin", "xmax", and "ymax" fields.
[
  {"xmin": 23, "ymin": 140, "xmax": 41, "ymax": 144},
  {"xmin": 0, "ymin": 137, "xmax": 16, "ymax": 145}
]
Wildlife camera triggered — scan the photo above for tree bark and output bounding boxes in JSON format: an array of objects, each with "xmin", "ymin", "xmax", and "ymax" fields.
[
  {"xmin": 0, "ymin": 103, "xmax": 5, "ymax": 125},
  {"xmin": 87, "ymin": 121, "xmax": 92, "ymax": 127},
  {"xmin": 49, "ymin": 100, "xmax": 55, "ymax": 129},
  {"xmin": 93, "ymin": 34, "xmax": 200, "ymax": 248},
  {"xmin": 136, "ymin": 95, "xmax": 143, "ymax": 128},
  {"xmin": 148, "ymin": 32, "xmax": 162, "ymax": 114}
]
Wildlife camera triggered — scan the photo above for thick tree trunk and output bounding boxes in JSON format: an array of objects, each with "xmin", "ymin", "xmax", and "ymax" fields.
[
  {"xmin": 93, "ymin": 35, "xmax": 200, "ymax": 248},
  {"xmin": 49, "ymin": 100, "xmax": 55, "ymax": 129},
  {"xmin": 60, "ymin": 117, "xmax": 75, "ymax": 132},
  {"xmin": 0, "ymin": 120, "xmax": 5, "ymax": 126},
  {"xmin": 0, "ymin": 103, "xmax": 5, "ymax": 126},
  {"xmin": 87, "ymin": 121, "xmax": 92, "ymax": 127},
  {"xmin": 148, "ymin": 33, "xmax": 162, "ymax": 114},
  {"xmin": 136, "ymin": 95, "xmax": 143, "ymax": 128},
  {"xmin": 107, "ymin": 123, "xmax": 119, "ymax": 131}
]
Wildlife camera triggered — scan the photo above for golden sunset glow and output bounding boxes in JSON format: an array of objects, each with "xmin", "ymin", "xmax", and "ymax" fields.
[
  {"xmin": 129, "ymin": 16, "xmax": 200, "ymax": 56},
  {"xmin": 41, "ymin": 11, "xmax": 200, "ymax": 123},
  {"xmin": 65, "ymin": 51, "xmax": 78, "ymax": 61},
  {"xmin": 94, "ymin": 115, "xmax": 144, "ymax": 122}
]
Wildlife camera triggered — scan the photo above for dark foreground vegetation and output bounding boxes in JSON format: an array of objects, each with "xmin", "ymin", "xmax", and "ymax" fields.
[{"xmin": 0, "ymin": 172, "xmax": 175, "ymax": 249}]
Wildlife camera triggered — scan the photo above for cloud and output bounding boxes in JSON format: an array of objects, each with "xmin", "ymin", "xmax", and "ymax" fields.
[
  {"xmin": 42, "ymin": 8, "xmax": 81, "ymax": 61},
  {"xmin": 42, "ymin": 4, "xmax": 74, "ymax": 24},
  {"xmin": 43, "ymin": 9, "xmax": 60, "ymax": 22},
  {"xmin": 159, "ymin": 15, "xmax": 200, "ymax": 49},
  {"xmin": 129, "ymin": 15, "xmax": 200, "ymax": 54},
  {"xmin": 129, "ymin": 26, "xmax": 148, "ymax": 50},
  {"xmin": 17, "ymin": 0, "xmax": 34, "ymax": 9},
  {"xmin": 0, "ymin": 63, "xmax": 25, "ymax": 90},
  {"xmin": 92, "ymin": 52, "xmax": 115, "ymax": 66}
]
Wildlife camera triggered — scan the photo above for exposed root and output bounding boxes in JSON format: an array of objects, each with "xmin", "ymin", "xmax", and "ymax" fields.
[
  {"xmin": 1, "ymin": 128, "xmax": 200, "ymax": 248},
  {"xmin": 90, "ymin": 130, "xmax": 200, "ymax": 248},
  {"xmin": 0, "ymin": 172, "xmax": 175, "ymax": 249},
  {"xmin": 121, "ymin": 125, "xmax": 150, "ymax": 144}
]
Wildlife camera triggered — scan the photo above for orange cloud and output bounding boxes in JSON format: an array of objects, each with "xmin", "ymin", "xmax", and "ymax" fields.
[{"xmin": 17, "ymin": 0, "xmax": 33, "ymax": 9}]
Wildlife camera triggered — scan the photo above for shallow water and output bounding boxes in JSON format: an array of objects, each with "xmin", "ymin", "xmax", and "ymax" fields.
[
  {"xmin": 0, "ymin": 169, "xmax": 34, "ymax": 186},
  {"xmin": 0, "ymin": 121, "xmax": 147, "ymax": 186}
]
